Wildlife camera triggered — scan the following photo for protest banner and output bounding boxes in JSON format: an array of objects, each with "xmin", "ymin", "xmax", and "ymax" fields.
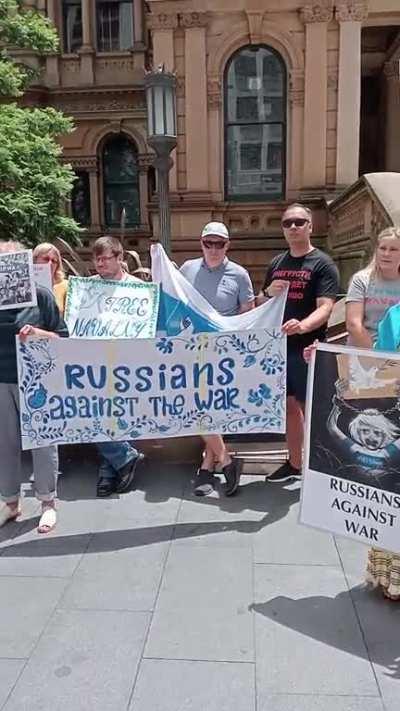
[
  {"xmin": 17, "ymin": 328, "xmax": 286, "ymax": 450},
  {"xmin": 33, "ymin": 263, "xmax": 52, "ymax": 293},
  {"xmin": 300, "ymin": 343, "xmax": 400, "ymax": 554},
  {"xmin": 0, "ymin": 250, "xmax": 36, "ymax": 310},
  {"xmin": 151, "ymin": 243, "xmax": 287, "ymax": 336},
  {"xmin": 64, "ymin": 276, "xmax": 160, "ymax": 339}
]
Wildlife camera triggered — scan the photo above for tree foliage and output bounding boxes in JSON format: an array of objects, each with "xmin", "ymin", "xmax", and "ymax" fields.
[{"xmin": 0, "ymin": 0, "xmax": 81, "ymax": 245}]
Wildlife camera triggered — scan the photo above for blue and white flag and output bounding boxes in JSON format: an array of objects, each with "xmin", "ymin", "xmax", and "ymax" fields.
[{"xmin": 151, "ymin": 244, "xmax": 287, "ymax": 336}]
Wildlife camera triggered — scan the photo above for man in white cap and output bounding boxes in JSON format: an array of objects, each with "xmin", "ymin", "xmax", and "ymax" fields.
[{"xmin": 180, "ymin": 221, "xmax": 255, "ymax": 496}]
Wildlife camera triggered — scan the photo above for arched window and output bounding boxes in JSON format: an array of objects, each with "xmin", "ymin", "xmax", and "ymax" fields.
[
  {"xmin": 71, "ymin": 171, "xmax": 91, "ymax": 226},
  {"xmin": 225, "ymin": 45, "xmax": 286, "ymax": 201},
  {"xmin": 102, "ymin": 135, "xmax": 140, "ymax": 227}
]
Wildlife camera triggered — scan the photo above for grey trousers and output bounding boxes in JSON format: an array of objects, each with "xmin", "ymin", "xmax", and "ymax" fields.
[{"xmin": 0, "ymin": 383, "xmax": 58, "ymax": 503}]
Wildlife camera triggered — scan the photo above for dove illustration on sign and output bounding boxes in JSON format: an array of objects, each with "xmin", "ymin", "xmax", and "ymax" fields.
[{"xmin": 349, "ymin": 355, "xmax": 397, "ymax": 394}]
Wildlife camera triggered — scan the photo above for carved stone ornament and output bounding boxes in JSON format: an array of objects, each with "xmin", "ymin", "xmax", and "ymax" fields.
[
  {"xmin": 63, "ymin": 156, "xmax": 98, "ymax": 172},
  {"xmin": 179, "ymin": 12, "xmax": 209, "ymax": 29},
  {"xmin": 327, "ymin": 68, "xmax": 339, "ymax": 90},
  {"xmin": 138, "ymin": 153, "xmax": 154, "ymax": 171},
  {"xmin": 146, "ymin": 13, "xmax": 178, "ymax": 30},
  {"xmin": 246, "ymin": 11, "xmax": 264, "ymax": 43},
  {"xmin": 335, "ymin": 1, "xmax": 369, "ymax": 22},
  {"xmin": 207, "ymin": 77, "xmax": 222, "ymax": 110},
  {"xmin": 289, "ymin": 70, "xmax": 305, "ymax": 107},
  {"xmin": 300, "ymin": 1, "xmax": 334, "ymax": 23}
]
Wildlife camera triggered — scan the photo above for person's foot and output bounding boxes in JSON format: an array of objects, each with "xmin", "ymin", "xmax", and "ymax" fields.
[
  {"xmin": 266, "ymin": 460, "xmax": 301, "ymax": 483},
  {"xmin": 96, "ymin": 477, "xmax": 116, "ymax": 498},
  {"xmin": 37, "ymin": 504, "xmax": 56, "ymax": 534},
  {"xmin": 115, "ymin": 453, "xmax": 145, "ymax": 494},
  {"xmin": 222, "ymin": 458, "xmax": 241, "ymax": 496},
  {"xmin": 0, "ymin": 502, "xmax": 20, "ymax": 528},
  {"xmin": 193, "ymin": 469, "xmax": 214, "ymax": 496}
]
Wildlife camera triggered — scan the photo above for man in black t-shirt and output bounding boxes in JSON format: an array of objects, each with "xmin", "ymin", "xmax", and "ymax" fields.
[{"xmin": 258, "ymin": 203, "xmax": 339, "ymax": 482}]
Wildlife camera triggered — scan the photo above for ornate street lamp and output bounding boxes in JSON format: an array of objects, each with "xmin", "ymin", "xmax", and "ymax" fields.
[{"xmin": 145, "ymin": 65, "xmax": 177, "ymax": 255}]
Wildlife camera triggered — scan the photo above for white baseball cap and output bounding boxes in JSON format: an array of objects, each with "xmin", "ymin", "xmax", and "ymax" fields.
[{"xmin": 201, "ymin": 221, "xmax": 229, "ymax": 241}]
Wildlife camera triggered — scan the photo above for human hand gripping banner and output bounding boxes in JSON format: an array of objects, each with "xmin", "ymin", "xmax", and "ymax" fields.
[
  {"xmin": 17, "ymin": 328, "xmax": 286, "ymax": 450},
  {"xmin": 300, "ymin": 343, "xmax": 400, "ymax": 554},
  {"xmin": 64, "ymin": 276, "xmax": 160, "ymax": 339}
]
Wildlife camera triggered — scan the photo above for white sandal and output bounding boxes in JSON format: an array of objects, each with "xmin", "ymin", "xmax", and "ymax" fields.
[
  {"xmin": 0, "ymin": 503, "xmax": 20, "ymax": 528},
  {"xmin": 38, "ymin": 506, "xmax": 57, "ymax": 534}
]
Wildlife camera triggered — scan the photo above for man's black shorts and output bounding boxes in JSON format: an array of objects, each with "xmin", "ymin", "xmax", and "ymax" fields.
[{"xmin": 286, "ymin": 349, "xmax": 309, "ymax": 403}]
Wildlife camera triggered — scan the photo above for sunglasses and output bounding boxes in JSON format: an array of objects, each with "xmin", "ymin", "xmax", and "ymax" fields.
[
  {"xmin": 281, "ymin": 218, "xmax": 310, "ymax": 229},
  {"xmin": 202, "ymin": 240, "xmax": 227, "ymax": 250}
]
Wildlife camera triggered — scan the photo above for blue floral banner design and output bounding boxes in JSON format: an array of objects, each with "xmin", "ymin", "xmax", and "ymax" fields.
[
  {"xmin": 17, "ymin": 329, "xmax": 286, "ymax": 450},
  {"xmin": 64, "ymin": 276, "xmax": 160, "ymax": 339}
]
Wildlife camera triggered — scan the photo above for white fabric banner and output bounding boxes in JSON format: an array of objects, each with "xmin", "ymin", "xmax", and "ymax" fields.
[
  {"xmin": 64, "ymin": 276, "xmax": 160, "ymax": 339},
  {"xmin": 151, "ymin": 243, "xmax": 287, "ymax": 335},
  {"xmin": 300, "ymin": 343, "xmax": 400, "ymax": 554},
  {"xmin": 17, "ymin": 328, "xmax": 286, "ymax": 450}
]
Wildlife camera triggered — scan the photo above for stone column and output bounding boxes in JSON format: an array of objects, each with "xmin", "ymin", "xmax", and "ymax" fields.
[
  {"xmin": 335, "ymin": 1, "xmax": 368, "ymax": 185},
  {"xmin": 384, "ymin": 60, "xmax": 400, "ymax": 172},
  {"xmin": 181, "ymin": 12, "xmax": 209, "ymax": 193},
  {"xmin": 89, "ymin": 166, "xmax": 101, "ymax": 232},
  {"xmin": 207, "ymin": 77, "xmax": 222, "ymax": 196},
  {"xmin": 134, "ymin": 0, "xmax": 144, "ymax": 45},
  {"xmin": 147, "ymin": 13, "xmax": 178, "ymax": 191},
  {"xmin": 79, "ymin": 0, "xmax": 94, "ymax": 84},
  {"xmin": 300, "ymin": 2, "xmax": 333, "ymax": 189},
  {"xmin": 138, "ymin": 154, "xmax": 153, "ymax": 228},
  {"xmin": 289, "ymin": 70, "xmax": 305, "ymax": 194},
  {"xmin": 45, "ymin": 0, "xmax": 60, "ymax": 86}
]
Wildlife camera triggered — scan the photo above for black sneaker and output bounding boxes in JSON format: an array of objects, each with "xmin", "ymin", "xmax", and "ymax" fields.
[
  {"xmin": 266, "ymin": 460, "xmax": 301, "ymax": 483},
  {"xmin": 115, "ymin": 453, "xmax": 145, "ymax": 493},
  {"xmin": 193, "ymin": 469, "xmax": 214, "ymax": 496},
  {"xmin": 222, "ymin": 458, "xmax": 241, "ymax": 496}
]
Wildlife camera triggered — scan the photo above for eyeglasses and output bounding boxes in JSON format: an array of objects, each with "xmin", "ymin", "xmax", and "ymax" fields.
[
  {"xmin": 281, "ymin": 218, "xmax": 310, "ymax": 229},
  {"xmin": 94, "ymin": 254, "xmax": 117, "ymax": 263},
  {"xmin": 202, "ymin": 240, "xmax": 227, "ymax": 250}
]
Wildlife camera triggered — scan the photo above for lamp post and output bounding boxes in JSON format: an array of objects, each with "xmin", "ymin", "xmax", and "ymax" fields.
[{"xmin": 145, "ymin": 66, "xmax": 177, "ymax": 255}]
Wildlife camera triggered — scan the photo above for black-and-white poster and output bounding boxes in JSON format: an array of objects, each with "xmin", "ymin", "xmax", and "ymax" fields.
[
  {"xmin": 0, "ymin": 250, "xmax": 37, "ymax": 310},
  {"xmin": 300, "ymin": 343, "xmax": 400, "ymax": 553}
]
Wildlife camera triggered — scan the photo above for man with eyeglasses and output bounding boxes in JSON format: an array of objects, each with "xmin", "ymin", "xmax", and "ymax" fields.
[
  {"xmin": 91, "ymin": 236, "xmax": 144, "ymax": 497},
  {"xmin": 258, "ymin": 203, "xmax": 339, "ymax": 483},
  {"xmin": 180, "ymin": 221, "xmax": 255, "ymax": 496}
]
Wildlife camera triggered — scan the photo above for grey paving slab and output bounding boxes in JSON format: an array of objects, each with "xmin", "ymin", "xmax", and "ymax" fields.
[
  {"xmin": 363, "ymin": 640, "xmax": 400, "ymax": 710},
  {"xmin": 60, "ymin": 531, "xmax": 171, "ymax": 611},
  {"xmin": 0, "ymin": 660, "xmax": 25, "ymax": 709},
  {"xmin": 0, "ymin": 531, "xmax": 90, "ymax": 578},
  {"xmin": 129, "ymin": 659, "xmax": 255, "ymax": 711},
  {"xmin": 334, "ymin": 536, "xmax": 370, "ymax": 580},
  {"xmin": 145, "ymin": 546, "xmax": 254, "ymax": 662},
  {"xmin": 253, "ymin": 564, "xmax": 379, "ymax": 697},
  {"xmin": 0, "ymin": 577, "xmax": 67, "ymax": 658},
  {"xmin": 254, "ymin": 516, "xmax": 339, "ymax": 566},
  {"xmin": 256, "ymin": 697, "xmax": 384, "ymax": 711},
  {"xmin": 3, "ymin": 609, "xmax": 150, "ymax": 711}
]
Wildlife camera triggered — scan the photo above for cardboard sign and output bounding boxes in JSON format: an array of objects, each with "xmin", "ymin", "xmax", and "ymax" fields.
[
  {"xmin": 0, "ymin": 250, "xmax": 36, "ymax": 310},
  {"xmin": 17, "ymin": 329, "xmax": 287, "ymax": 449},
  {"xmin": 64, "ymin": 276, "xmax": 160, "ymax": 339},
  {"xmin": 300, "ymin": 343, "xmax": 400, "ymax": 554}
]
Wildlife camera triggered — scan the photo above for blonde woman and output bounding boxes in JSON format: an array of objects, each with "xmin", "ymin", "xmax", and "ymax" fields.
[
  {"xmin": 33, "ymin": 243, "xmax": 68, "ymax": 315},
  {"xmin": 346, "ymin": 226, "xmax": 400, "ymax": 348}
]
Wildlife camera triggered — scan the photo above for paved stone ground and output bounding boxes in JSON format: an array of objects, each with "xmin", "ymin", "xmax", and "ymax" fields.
[{"xmin": 0, "ymin": 448, "xmax": 399, "ymax": 711}]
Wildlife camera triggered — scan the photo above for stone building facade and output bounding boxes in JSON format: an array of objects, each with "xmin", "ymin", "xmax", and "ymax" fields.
[{"xmin": 24, "ymin": 0, "xmax": 400, "ymax": 285}]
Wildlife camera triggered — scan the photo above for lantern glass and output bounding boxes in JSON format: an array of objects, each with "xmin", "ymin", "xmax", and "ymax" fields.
[{"xmin": 145, "ymin": 70, "xmax": 177, "ymax": 140}]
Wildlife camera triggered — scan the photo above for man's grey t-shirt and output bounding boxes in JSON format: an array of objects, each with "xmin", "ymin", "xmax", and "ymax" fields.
[
  {"xmin": 345, "ymin": 270, "xmax": 400, "ymax": 343},
  {"xmin": 180, "ymin": 257, "xmax": 254, "ymax": 316}
]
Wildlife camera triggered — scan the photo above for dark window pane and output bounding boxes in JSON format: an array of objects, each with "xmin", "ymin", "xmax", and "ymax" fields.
[
  {"xmin": 71, "ymin": 171, "xmax": 90, "ymax": 226},
  {"xmin": 103, "ymin": 136, "xmax": 140, "ymax": 227},
  {"xmin": 62, "ymin": 0, "xmax": 82, "ymax": 53},
  {"xmin": 97, "ymin": 1, "xmax": 133, "ymax": 52},
  {"xmin": 225, "ymin": 45, "xmax": 285, "ymax": 200}
]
